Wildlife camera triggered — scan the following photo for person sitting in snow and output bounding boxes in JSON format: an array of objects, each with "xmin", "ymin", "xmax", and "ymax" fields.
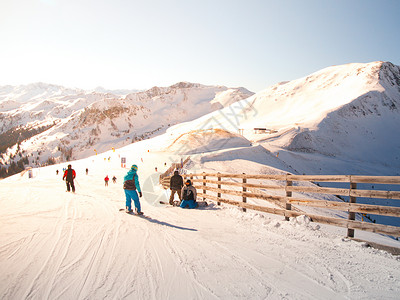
[
  {"xmin": 62, "ymin": 164, "xmax": 76, "ymax": 193},
  {"xmin": 180, "ymin": 179, "xmax": 198, "ymax": 209},
  {"xmin": 123, "ymin": 164, "xmax": 143, "ymax": 214}
]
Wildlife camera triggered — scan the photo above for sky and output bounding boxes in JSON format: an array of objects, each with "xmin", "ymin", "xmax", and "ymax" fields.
[{"xmin": 0, "ymin": 0, "xmax": 400, "ymax": 93}]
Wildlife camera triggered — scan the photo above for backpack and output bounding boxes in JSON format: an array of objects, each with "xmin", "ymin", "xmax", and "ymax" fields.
[
  {"xmin": 66, "ymin": 169, "xmax": 74, "ymax": 181},
  {"xmin": 182, "ymin": 188, "xmax": 193, "ymax": 200},
  {"xmin": 123, "ymin": 179, "xmax": 136, "ymax": 190}
]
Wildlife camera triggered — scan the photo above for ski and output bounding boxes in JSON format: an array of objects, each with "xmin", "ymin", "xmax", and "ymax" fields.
[
  {"xmin": 159, "ymin": 201, "xmax": 180, "ymax": 206},
  {"xmin": 159, "ymin": 201, "xmax": 209, "ymax": 207}
]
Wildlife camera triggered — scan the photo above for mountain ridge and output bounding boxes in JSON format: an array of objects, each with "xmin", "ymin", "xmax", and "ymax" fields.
[
  {"xmin": 0, "ymin": 82, "xmax": 253, "ymax": 173},
  {"xmin": 1, "ymin": 61, "xmax": 400, "ymax": 178},
  {"xmin": 157, "ymin": 61, "xmax": 400, "ymax": 176}
]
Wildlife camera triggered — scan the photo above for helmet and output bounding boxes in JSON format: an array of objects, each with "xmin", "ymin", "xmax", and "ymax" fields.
[
  {"xmin": 185, "ymin": 179, "xmax": 191, "ymax": 185},
  {"xmin": 131, "ymin": 164, "xmax": 138, "ymax": 171}
]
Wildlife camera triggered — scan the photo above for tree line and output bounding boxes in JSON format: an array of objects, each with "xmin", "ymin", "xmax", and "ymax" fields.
[{"xmin": 0, "ymin": 124, "xmax": 55, "ymax": 178}]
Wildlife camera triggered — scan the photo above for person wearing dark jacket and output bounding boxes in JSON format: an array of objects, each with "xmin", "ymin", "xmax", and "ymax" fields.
[
  {"xmin": 180, "ymin": 179, "xmax": 198, "ymax": 209},
  {"xmin": 169, "ymin": 170, "xmax": 183, "ymax": 205},
  {"xmin": 62, "ymin": 164, "xmax": 76, "ymax": 192}
]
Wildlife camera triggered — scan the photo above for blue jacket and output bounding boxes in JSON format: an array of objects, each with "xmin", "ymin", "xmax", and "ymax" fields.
[{"xmin": 123, "ymin": 169, "xmax": 141, "ymax": 193}]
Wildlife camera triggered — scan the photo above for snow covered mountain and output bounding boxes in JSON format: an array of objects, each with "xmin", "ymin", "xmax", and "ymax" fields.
[
  {"xmin": 92, "ymin": 86, "xmax": 140, "ymax": 96},
  {"xmin": 2, "ymin": 61, "xmax": 400, "ymax": 178},
  {"xmin": 0, "ymin": 82, "xmax": 84, "ymax": 105},
  {"xmin": 155, "ymin": 61, "xmax": 400, "ymax": 227},
  {"xmin": 168, "ymin": 61, "xmax": 400, "ymax": 176},
  {"xmin": 0, "ymin": 82, "xmax": 253, "ymax": 171}
]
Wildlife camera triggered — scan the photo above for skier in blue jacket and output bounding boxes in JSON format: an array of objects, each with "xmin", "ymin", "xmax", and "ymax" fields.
[{"xmin": 123, "ymin": 164, "xmax": 143, "ymax": 214}]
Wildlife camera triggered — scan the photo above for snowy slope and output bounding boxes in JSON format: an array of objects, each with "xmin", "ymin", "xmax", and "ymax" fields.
[
  {"xmin": 166, "ymin": 61, "xmax": 400, "ymax": 176},
  {"xmin": 1, "ymin": 133, "xmax": 400, "ymax": 299},
  {"xmin": 151, "ymin": 61, "xmax": 400, "ymax": 227}
]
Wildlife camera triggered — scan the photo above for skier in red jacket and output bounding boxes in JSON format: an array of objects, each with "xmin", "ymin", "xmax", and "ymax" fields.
[{"xmin": 62, "ymin": 164, "xmax": 76, "ymax": 192}]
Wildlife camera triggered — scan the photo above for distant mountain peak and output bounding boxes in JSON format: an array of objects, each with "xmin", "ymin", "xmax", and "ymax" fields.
[{"xmin": 170, "ymin": 82, "xmax": 201, "ymax": 89}]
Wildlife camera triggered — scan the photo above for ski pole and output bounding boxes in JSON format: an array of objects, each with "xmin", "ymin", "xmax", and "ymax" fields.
[{"xmin": 75, "ymin": 179, "xmax": 81, "ymax": 188}]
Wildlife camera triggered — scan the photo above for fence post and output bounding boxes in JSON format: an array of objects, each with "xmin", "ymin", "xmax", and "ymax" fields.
[
  {"xmin": 217, "ymin": 173, "xmax": 221, "ymax": 206},
  {"xmin": 242, "ymin": 173, "xmax": 247, "ymax": 212},
  {"xmin": 347, "ymin": 178, "xmax": 357, "ymax": 238},
  {"xmin": 203, "ymin": 172, "xmax": 206, "ymax": 201},
  {"xmin": 285, "ymin": 174, "xmax": 292, "ymax": 221}
]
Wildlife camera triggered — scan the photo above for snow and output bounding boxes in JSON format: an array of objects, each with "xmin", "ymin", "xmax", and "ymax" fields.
[
  {"xmin": 1, "ymin": 133, "xmax": 400, "ymax": 299},
  {"xmin": 0, "ymin": 82, "xmax": 253, "ymax": 166},
  {"xmin": 2, "ymin": 61, "xmax": 400, "ymax": 298}
]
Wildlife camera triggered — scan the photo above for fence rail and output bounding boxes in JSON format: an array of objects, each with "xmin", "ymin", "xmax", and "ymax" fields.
[{"xmin": 160, "ymin": 173, "xmax": 400, "ymax": 238}]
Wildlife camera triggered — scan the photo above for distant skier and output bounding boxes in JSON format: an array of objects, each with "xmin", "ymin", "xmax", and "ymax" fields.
[
  {"xmin": 123, "ymin": 164, "xmax": 143, "ymax": 214},
  {"xmin": 62, "ymin": 164, "xmax": 76, "ymax": 193},
  {"xmin": 180, "ymin": 179, "xmax": 198, "ymax": 209},
  {"xmin": 86, "ymin": 168, "xmax": 88, "ymax": 175},
  {"xmin": 169, "ymin": 170, "xmax": 183, "ymax": 205},
  {"xmin": 112, "ymin": 176, "xmax": 117, "ymax": 183},
  {"xmin": 104, "ymin": 175, "xmax": 109, "ymax": 186},
  {"xmin": 56, "ymin": 170, "xmax": 59, "ymax": 175}
]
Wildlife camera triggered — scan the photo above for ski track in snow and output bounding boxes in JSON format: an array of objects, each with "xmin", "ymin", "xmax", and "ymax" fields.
[{"xmin": 1, "ymin": 159, "xmax": 400, "ymax": 300}]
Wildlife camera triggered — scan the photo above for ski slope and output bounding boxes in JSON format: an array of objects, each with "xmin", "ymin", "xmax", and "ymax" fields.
[{"xmin": 1, "ymin": 137, "xmax": 400, "ymax": 299}]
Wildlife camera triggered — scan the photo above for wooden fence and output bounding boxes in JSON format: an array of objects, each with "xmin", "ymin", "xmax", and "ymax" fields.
[{"xmin": 161, "ymin": 173, "xmax": 400, "ymax": 238}]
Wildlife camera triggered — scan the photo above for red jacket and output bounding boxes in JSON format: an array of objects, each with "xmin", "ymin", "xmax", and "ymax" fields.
[{"xmin": 63, "ymin": 169, "xmax": 76, "ymax": 181}]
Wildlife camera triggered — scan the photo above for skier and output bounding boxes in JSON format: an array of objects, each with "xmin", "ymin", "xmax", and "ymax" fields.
[
  {"xmin": 62, "ymin": 164, "xmax": 76, "ymax": 193},
  {"xmin": 86, "ymin": 168, "xmax": 88, "ymax": 175},
  {"xmin": 169, "ymin": 170, "xmax": 183, "ymax": 205},
  {"xmin": 112, "ymin": 176, "xmax": 117, "ymax": 183},
  {"xmin": 180, "ymin": 179, "xmax": 198, "ymax": 209},
  {"xmin": 123, "ymin": 164, "xmax": 143, "ymax": 214},
  {"xmin": 104, "ymin": 175, "xmax": 109, "ymax": 186},
  {"xmin": 56, "ymin": 170, "xmax": 59, "ymax": 175}
]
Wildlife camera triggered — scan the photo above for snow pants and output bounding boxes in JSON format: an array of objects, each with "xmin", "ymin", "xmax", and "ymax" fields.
[
  {"xmin": 124, "ymin": 189, "xmax": 141, "ymax": 212},
  {"xmin": 180, "ymin": 200, "xmax": 198, "ymax": 209},
  {"xmin": 66, "ymin": 180, "xmax": 75, "ymax": 193},
  {"xmin": 169, "ymin": 189, "xmax": 182, "ymax": 204}
]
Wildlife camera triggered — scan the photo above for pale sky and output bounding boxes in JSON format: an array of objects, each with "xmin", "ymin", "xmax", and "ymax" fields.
[{"xmin": 1, "ymin": 0, "xmax": 399, "ymax": 93}]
